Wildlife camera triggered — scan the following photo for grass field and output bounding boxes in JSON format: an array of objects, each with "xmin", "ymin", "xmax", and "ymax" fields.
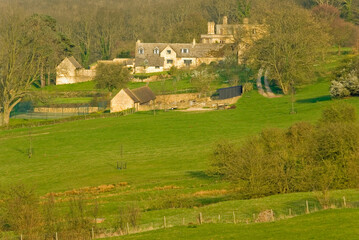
[
  {"xmin": 1, "ymin": 51, "xmax": 359, "ymax": 236},
  {"xmin": 105, "ymin": 208, "xmax": 359, "ymax": 240}
]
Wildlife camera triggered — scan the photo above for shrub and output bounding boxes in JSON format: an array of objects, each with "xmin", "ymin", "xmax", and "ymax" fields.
[
  {"xmin": 330, "ymin": 80, "xmax": 350, "ymax": 98},
  {"xmin": 243, "ymin": 82, "xmax": 253, "ymax": 93},
  {"xmin": 330, "ymin": 68, "xmax": 359, "ymax": 98},
  {"xmin": 113, "ymin": 204, "xmax": 141, "ymax": 232},
  {"xmin": 319, "ymin": 102, "xmax": 357, "ymax": 124},
  {"xmin": 209, "ymin": 104, "xmax": 359, "ymax": 199}
]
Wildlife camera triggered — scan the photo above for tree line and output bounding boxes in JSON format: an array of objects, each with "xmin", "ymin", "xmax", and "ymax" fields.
[{"xmin": 0, "ymin": 0, "xmax": 358, "ymax": 68}]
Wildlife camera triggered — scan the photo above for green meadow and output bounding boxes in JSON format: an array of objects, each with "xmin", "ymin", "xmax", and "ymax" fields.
[{"xmin": 1, "ymin": 51, "xmax": 359, "ymax": 237}]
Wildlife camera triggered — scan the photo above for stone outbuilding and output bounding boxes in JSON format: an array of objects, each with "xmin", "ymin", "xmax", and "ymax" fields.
[
  {"xmin": 110, "ymin": 86, "xmax": 156, "ymax": 112},
  {"xmin": 56, "ymin": 56, "xmax": 95, "ymax": 85}
]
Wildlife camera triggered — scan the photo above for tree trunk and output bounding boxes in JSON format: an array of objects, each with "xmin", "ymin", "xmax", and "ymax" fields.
[
  {"xmin": 1, "ymin": 106, "xmax": 11, "ymax": 126},
  {"xmin": 47, "ymin": 69, "xmax": 51, "ymax": 86},
  {"xmin": 41, "ymin": 63, "xmax": 45, "ymax": 88}
]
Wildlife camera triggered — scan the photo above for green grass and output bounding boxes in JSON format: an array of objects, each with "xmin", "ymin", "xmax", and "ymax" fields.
[
  {"xmin": 34, "ymin": 81, "xmax": 102, "ymax": 92},
  {"xmin": 2, "ymin": 52, "xmax": 359, "ymax": 234},
  {"xmin": 2, "ymin": 61, "xmax": 359, "ymax": 194},
  {"xmin": 106, "ymin": 208, "xmax": 359, "ymax": 240}
]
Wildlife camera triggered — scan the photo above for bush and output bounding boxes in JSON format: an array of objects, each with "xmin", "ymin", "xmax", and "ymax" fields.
[
  {"xmin": 113, "ymin": 204, "xmax": 141, "ymax": 232},
  {"xmin": 209, "ymin": 104, "xmax": 359, "ymax": 198},
  {"xmin": 243, "ymin": 82, "xmax": 253, "ymax": 93},
  {"xmin": 330, "ymin": 67, "xmax": 359, "ymax": 98},
  {"xmin": 330, "ymin": 80, "xmax": 350, "ymax": 98},
  {"xmin": 319, "ymin": 102, "xmax": 357, "ymax": 124}
]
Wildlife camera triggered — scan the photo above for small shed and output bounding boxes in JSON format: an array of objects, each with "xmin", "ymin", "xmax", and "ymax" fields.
[
  {"xmin": 217, "ymin": 85, "xmax": 242, "ymax": 100},
  {"xmin": 110, "ymin": 86, "xmax": 156, "ymax": 112}
]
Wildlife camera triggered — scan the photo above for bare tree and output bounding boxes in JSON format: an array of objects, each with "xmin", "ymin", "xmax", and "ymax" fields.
[{"xmin": 0, "ymin": 11, "xmax": 41, "ymax": 126}]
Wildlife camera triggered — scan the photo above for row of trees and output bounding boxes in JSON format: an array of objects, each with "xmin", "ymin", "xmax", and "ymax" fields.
[
  {"xmin": 209, "ymin": 103, "xmax": 359, "ymax": 205},
  {"xmin": 1, "ymin": 0, "xmax": 357, "ymax": 69}
]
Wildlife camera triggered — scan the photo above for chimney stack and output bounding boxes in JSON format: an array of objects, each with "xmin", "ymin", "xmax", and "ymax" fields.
[
  {"xmin": 136, "ymin": 39, "xmax": 141, "ymax": 44},
  {"xmin": 208, "ymin": 22, "xmax": 215, "ymax": 34},
  {"xmin": 223, "ymin": 16, "xmax": 228, "ymax": 25}
]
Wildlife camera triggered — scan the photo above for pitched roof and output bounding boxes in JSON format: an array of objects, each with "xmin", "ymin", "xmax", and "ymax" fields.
[
  {"xmin": 67, "ymin": 56, "xmax": 83, "ymax": 69},
  {"xmin": 135, "ymin": 42, "xmax": 227, "ymax": 67},
  {"xmin": 124, "ymin": 86, "xmax": 156, "ymax": 104}
]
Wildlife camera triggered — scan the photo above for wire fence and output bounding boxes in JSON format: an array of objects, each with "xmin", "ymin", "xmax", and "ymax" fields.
[{"xmin": 4, "ymin": 196, "xmax": 359, "ymax": 240}]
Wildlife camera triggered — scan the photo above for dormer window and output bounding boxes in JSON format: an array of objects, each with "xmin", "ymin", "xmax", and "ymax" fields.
[
  {"xmin": 138, "ymin": 47, "xmax": 144, "ymax": 54},
  {"xmin": 181, "ymin": 48, "xmax": 189, "ymax": 54},
  {"xmin": 153, "ymin": 47, "xmax": 159, "ymax": 54},
  {"xmin": 167, "ymin": 50, "xmax": 171, "ymax": 54}
]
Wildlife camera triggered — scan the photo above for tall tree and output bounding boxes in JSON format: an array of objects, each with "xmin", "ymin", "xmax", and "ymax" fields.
[
  {"xmin": 25, "ymin": 14, "xmax": 74, "ymax": 87},
  {"xmin": 94, "ymin": 63, "xmax": 131, "ymax": 92},
  {"xmin": 0, "ymin": 12, "xmax": 42, "ymax": 126},
  {"xmin": 248, "ymin": 1, "xmax": 329, "ymax": 96}
]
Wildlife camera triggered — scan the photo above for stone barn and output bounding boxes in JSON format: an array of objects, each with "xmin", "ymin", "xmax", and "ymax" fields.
[
  {"xmin": 56, "ymin": 57, "xmax": 95, "ymax": 85},
  {"xmin": 110, "ymin": 86, "xmax": 156, "ymax": 112}
]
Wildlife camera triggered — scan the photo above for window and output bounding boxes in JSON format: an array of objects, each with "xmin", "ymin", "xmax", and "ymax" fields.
[
  {"xmin": 184, "ymin": 60, "xmax": 192, "ymax": 66},
  {"xmin": 167, "ymin": 59, "xmax": 173, "ymax": 64},
  {"xmin": 153, "ymin": 47, "xmax": 159, "ymax": 54},
  {"xmin": 167, "ymin": 50, "xmax": 172, "ymax": 54},
  {"xmin": 138, "ymin": 47, "xmax": 144, "ymax": 54},
  {"xmin": 181, "ymin": 48, "xmax": 189, "ymax": 54},
  {"xmin": 155, "ymin": 66, "xmax": 160, "ymax": 69}
]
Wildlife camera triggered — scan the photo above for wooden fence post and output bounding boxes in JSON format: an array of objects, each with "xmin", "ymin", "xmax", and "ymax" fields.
[
  {"xmin": 218, "ymin": 214, "xmax": 221, "ymax": 222},
  {"xmin": 92, "ymin": 227, "xmax": 95, "ymax": 239},
  {"xmin": 182, "ymin": 217, "xmax": 185, "ymax": 225},
  {"xmin": 343, "ymin": 196, "xmax": 347, "ymax": 208},
  {"xmin": 20, "ymin": 234, "xmax": 23, "ymax": 240},
  {"xmin": 127, "ymin": 223, "xmax": 130, "ymax": 235},
  {"xmin": 306, "ymin": 200, "xmax": 309, "ymax": 214},
  {"xmin": 233, "ymin": 211, "xmax": 236, "ymax": 224},
  {"xmin": 55, "ymin": 232, "xmax": 58, "ymax": 240},
  {"xmin": 163, "ymin": 216, "xmax": 167, "ymax": 229},
  {"xmin": 199, "ymin": 212, "xmax": 203, "ymax": 224},
  {"xmin": 289, "ymin": 208, "xmax": 292, "ymax": 216}
]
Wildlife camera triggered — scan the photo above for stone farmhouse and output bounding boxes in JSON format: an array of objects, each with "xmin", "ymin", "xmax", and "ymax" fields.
[
  {"xmin": 200, "ymin": 17, "xmax": 264, "ymax": 44},
  {"xmin": 110, "ymin": 86, "xmax": 156, "ymax": 112},
  {"xmin": 56, "ymin": 16, "xmax": 265, "ymax": 83},
  {"xmin": 135, "ymin": 17, "xmax": 265, "ymax": 73},
  {"xmin": 134, "ymin": 40, "xmax": 228, "ymax": 73},
  {"xmin": 56, "ymin": 57, "xmax": 96, "ymax": 85}
]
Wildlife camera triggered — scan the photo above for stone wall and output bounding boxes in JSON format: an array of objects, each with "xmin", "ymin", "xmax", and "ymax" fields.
[
  {"xmin": 155, "ymin": 93, "xmax": 240, "ymax": 109},
  {"xmin": 56, "ymin": 69, "xmax": 95, "ymax": 85},
  {"xmin": 34, "ymin": 107, "xmax": 99, "ymax": 113}
]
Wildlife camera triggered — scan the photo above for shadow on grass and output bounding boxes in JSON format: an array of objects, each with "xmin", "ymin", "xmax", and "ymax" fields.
[
  {"xmin": 186, "ymin": 171, "xmax": 213, "ymax": 180},
  {"xmin": 296, "ymin": 95, "xmax": 331, "ymax": 104}
]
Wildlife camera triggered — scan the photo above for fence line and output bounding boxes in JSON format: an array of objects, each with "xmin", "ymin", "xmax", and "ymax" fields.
[
  {"xmin": 8, "ymin": 196, "xmax": 359, "ymax": 240},
  {"xmin": 2, "ymin": 108, "xmax": 136, "ymax": 130}
]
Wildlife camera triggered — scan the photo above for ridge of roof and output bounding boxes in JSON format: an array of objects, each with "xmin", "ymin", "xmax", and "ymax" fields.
[{"xmin": 67, "ymin": 56, "xmax": 83, "ymax": 69}]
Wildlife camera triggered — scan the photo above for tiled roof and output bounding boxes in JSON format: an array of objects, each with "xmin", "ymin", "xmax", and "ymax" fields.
[
  {"xmin": 67, "ymin": 56, "xmax": 83, "ymax": 69},
  {"xmin": 124, "ymin": 87, "xmax": 156, "ymax": 104},
  {"xmin": 135, "ymin": 42, "xmax": 227, "ymax": 67}
]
